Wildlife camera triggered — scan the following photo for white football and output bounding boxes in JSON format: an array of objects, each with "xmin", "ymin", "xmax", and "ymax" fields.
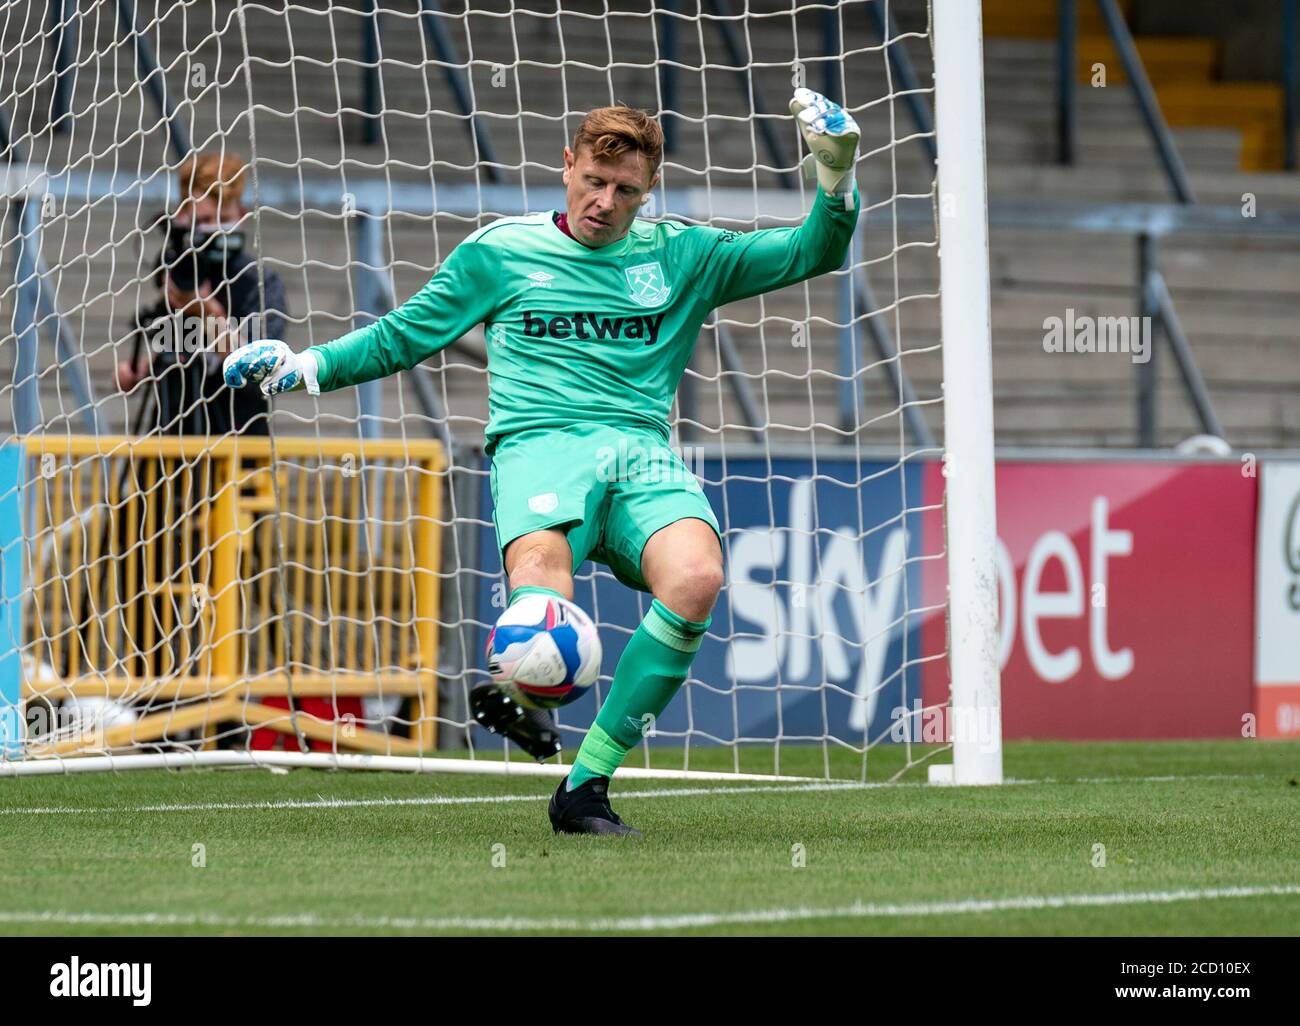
[{"xmin": 485, "ymin": 593, "xmax": 601, "ymax": 709}]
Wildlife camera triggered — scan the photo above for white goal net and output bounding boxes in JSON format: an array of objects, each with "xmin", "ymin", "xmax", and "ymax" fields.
[{"xmin": 0, "ymin": 0, "xmax": 992, "ymax": 783}]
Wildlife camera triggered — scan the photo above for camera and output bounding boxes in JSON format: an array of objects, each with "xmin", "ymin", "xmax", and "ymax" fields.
[{"xmin": 156, "ymin": 217, "xmax": 245, "ymax": 293}]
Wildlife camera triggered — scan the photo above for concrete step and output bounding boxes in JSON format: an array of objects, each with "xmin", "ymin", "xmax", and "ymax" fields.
[
  {"xmin": 982, "ymin": 0, "xmax": 1128, "ymax": 40},
  {"xmin": 1072, "ymin": 35, "xmax": 1221, "ymax": 86},
  {"xmin": 985, "ymin": 122, "xmax": 1243, "ymax": 172}
]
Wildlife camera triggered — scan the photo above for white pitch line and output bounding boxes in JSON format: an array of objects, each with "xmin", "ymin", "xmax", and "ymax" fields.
[
  {"xmin": 0, "ymin": 780, "xmax": 871, "ymax": 816},
  {"xmin": 0, "ymin": 772, "xmax": 1268, "ymax": 817},
  {"xmin": 1, "ymin": 884, "xmax": 1297, "ymax": 933},
  {"xmin": 1013, "ymin": 773, "xmax": 1268, "ymax": 785}
]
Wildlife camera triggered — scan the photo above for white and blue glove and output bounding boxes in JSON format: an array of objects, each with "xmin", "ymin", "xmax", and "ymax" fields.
[
  {"xmin": 790, "ymin": 87, "xmax": 861, "ymax": 208},
  {"xmin": 222, "ymin": 339, "xmax": 320, "ymax": 397}
]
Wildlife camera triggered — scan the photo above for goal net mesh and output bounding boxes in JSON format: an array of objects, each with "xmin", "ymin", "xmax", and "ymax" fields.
[{"xmin": 0, "ymin": 0, "xmax": 948, "ymax": 780}]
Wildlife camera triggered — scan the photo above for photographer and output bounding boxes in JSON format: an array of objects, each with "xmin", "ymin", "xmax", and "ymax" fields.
[{"xmin": 118, "ymin": 152, "xmax": 288, "ymax": 436}]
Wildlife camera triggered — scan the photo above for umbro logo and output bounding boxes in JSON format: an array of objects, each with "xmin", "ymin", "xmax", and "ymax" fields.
[{"xmin": 526, "ymin": 271, "xmax": 554, "ymax": 288}]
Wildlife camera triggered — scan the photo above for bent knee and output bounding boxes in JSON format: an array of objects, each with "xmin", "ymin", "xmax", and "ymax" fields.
[
  {"xmin": 504, "ymin": 530, "xmax": 573, "ymax": 579},
  {"xmin": 664, "ymin": 559, "xmax": 724, "ymax": 609}
]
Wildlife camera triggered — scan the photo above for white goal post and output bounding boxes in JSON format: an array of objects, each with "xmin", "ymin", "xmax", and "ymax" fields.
[
  {"xmin": 932, "ymin": 0, "xmax": 1003, "ymax": 785},
  {"xmin": 0, "ymin": 0, "xmax": 999, "ymax": 785}
]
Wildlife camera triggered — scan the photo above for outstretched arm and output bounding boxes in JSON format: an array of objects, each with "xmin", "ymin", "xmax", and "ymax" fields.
[
  {"xmin": 310, "ymin": 239, "xmax": 499, "ymax": 391},
  {"xmin": 686, "ymin": 89, "xmax": 861, "ymax": 309},
  {"xmin": 687, "ymin": 187, "xmax": 860, "ymax": 309},
  {"xmin": 224, "ymin": 238, "xmax": 499, "ymax": 396}
]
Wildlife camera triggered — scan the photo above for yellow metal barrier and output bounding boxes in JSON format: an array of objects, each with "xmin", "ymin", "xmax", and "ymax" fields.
[{"xmin": 19, "ymin": 435, "xmax": 447, "ymax": 755}]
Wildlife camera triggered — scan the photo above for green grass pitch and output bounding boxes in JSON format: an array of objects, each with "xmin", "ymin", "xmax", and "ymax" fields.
[{"xmin": 0, "ymin": 740, "xmax": 1297, "ymax": 936}]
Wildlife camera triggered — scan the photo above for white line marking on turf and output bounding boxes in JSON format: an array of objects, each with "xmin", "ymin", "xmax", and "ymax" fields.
[
  {"xmin": 0, "ymin": 772, "xmax": 1267, "ymax": 817},
  {"xmin": 0, "ymin": 781, "xmax": 870, "ymax": 816},
  {"xmin": 1013, "ymin": 773, "xmax": 1265, "ymax": 785},
  {"xmin": 1, "ymin": 884, "xmax": 1296, "ymax": 933}
]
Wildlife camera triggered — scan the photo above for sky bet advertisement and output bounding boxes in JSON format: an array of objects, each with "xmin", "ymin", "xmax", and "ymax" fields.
[{"xmin": 477, "ymin": 448, "xmax": 1262, "ymax": 746}]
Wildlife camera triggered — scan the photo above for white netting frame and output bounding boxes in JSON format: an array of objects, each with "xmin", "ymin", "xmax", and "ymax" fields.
[{"xmin": 0, "ymin": 0, "xmax": 954, "ymax": 781}]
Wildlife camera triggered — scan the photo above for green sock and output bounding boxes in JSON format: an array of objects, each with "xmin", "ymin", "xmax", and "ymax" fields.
[
  {"xmin": 507, "ymin": 584, "xmax": 565, "ymax": 606},
  {"xmin": 569, "ymin": 599, "xmax": 710, "ymax": 789}
]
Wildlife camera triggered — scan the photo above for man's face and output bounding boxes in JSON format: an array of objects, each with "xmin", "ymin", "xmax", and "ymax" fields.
[
  {"xmin": 175, "ymin": 192, "xmax": 219, "ymax": 227},
  {"xmin": 175, "ymin": 192, "xmax": 242, "ymax": 228},
  {"xmin": 562, "ymin": 145, "xmax": 659, "ymax": 247}
]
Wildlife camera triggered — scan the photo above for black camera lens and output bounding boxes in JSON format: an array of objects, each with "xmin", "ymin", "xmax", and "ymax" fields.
[
  {"xmin": 165, "ymin": 247, "xmax": 203, "ymax": 292},
  {"xmin": 156, "ymin": 216, "xmax": 241, "ymax": 295}
]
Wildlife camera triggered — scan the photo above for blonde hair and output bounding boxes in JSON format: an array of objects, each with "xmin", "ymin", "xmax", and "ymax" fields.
[
  {"xmin": 571, "ymin": 106, "xmax": 663, "ymax": 179},
  {"xmin": 176, "ymin": 151, "xmax": 247, "ymax": 216}
]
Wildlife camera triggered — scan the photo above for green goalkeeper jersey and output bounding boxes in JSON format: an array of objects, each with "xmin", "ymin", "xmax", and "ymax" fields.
[{"xmin": 309, "ymin": 187, "xmax": 860, "ymax": 453}]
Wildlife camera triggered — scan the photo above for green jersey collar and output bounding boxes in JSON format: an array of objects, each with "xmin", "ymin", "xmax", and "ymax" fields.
[{"xmin": 549, "ymin": 210, "xmax": 636, "ymax": 257}]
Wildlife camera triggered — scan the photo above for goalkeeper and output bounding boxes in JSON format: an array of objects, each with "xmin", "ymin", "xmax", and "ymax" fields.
[{"xmin": 225, "ymin": 88, "xmax": 861, "ymax": 836}]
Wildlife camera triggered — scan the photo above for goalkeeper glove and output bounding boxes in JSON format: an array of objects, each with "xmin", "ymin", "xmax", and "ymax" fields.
[
  {"xmin": 790, "ymin": 87, "xmax": 861, "ymax": 209},
  {"xmin": 222, "ymin": 339, "xmax": 320, "ymax": 397}
]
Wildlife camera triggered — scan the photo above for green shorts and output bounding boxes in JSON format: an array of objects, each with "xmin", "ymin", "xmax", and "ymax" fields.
[{"xmin": 489, "ymin": 424, "xmax": 722, "ymax": 592}]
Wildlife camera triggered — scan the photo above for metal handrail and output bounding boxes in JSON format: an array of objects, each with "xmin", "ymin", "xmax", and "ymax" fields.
[
  {"xmin": 1149, "ymin": 272, "xmax": 1225, "ymax": 441},
  {"xmin": 361, "ymin": 0, "xmax": 383, "ymax": 146},
  {"xmin": 350, "ymin": 213, "xmax": 391, "ymax": 446},
  {"xmin": 657, "ymin": 0, "xmax": 680, "ymax": 154},
  {"xmin": 702, "ymin": 0, "xmax": 796, "ymax": 188},
  {"xmin": 712, "ymin": 315, "xmax": 766, "ymax": 443},
  {"xmin": 865, "ymin": 0, "xmax": 938, "ymax": 167},
  {"xmin": 1135, "ymin": 232, "xmax": 1158, "ymax": 444},
  {"xmin": 1095, "ymin": 0, "xmax": 1195, "ymax": 204},
  {"xmin": 417, "ymin": 0, "xmax": 502, "ymax": 184},
  {"xmin": 47, "ymin": 0, "xmax": 77, "ymax": 134},
  {"xmin": 115, "ymin": 0, "xmax": 191, "ymax": 161},
  {"xmin": 5, "ymin": 200, "xmax": 102, "ymax": 437},
  {"xmin": 1285, "ymin": 0, "xmax": 1297, "ymax": 170},
  {"xmin": 1057, "ymin": 0, "xmax": 1076, "ymax": 165},
  {"xmin": 852, "ymin": 258, "xmax": 937, "ymax": 450}
]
